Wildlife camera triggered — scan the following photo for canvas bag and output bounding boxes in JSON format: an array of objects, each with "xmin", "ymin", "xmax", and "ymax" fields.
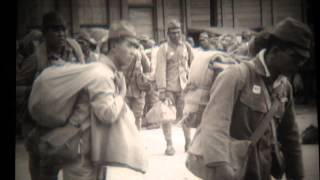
[
  {"xmin": 28, "ymin": 62, "xmax": 108, "ymax": 128},
  {"xmin": 145, "ymin": 100, "xmax": 176, "ymax": 124}
]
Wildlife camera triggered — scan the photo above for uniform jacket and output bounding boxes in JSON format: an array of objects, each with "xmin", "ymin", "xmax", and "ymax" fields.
[
  {"xmin": 126, "ymin": 51, "xmax": 151, "ymax": 98},
  {"xmin": 188, "ymin": 52, "xmax": 304, "ymax": 180},
  {"xmin": 89, "ymin": 58, "xmax": 148, "ymax": 173},
  {"xmin": 155, "ymin": 40, "xmax": 194, "ymax": 92}
]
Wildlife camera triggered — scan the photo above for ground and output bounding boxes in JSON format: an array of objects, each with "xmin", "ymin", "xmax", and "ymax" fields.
[{"xmin": 15, "ymin": 104, "xmax": 318, "ymax": 180}]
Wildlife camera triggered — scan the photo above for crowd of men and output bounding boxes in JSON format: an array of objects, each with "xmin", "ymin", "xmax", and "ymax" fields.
[{"xmin": 16, "ymin": 11, "xmax": 314, "ymax": 180}]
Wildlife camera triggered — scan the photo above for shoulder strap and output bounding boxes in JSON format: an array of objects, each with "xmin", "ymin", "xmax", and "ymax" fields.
[
  {"xmin": 250, "ymin": 98, "xmax": 281, "ymax": 145},
  {"xmin": 237, "ymin": 61, "xmax": 280, "ymax": 145}
]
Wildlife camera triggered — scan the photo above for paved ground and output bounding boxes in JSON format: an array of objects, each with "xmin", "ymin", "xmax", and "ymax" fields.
[{"xmin": 16, "ymin": 104, "xmax": 318, "ymax": 180}]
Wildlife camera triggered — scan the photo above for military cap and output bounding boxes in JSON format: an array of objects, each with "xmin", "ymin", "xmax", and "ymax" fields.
[
  {"xmin": 42, "ymin": 11, "xmax": 66, "ymax": 30},
  {"xmin": 167, "ymin": 19, "xmax": 181, "ymax": 30},
  {"xmin": 108, "ymin": 20, "xmax": 139, "ymax": 46},
  {"xmin": 199, "ymin": 32, "xmax": 209, "ymax": 40},
  {"xmin": 271, "ymin": 17, "xmax": 313, "ymax": 58}
]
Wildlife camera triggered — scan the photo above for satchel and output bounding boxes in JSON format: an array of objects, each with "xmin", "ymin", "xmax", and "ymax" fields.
[
  {"xmin": 271, "ymin": 142, "xmax": 285, "ymax": 179},
  {"xmin": 37, "ymin": 121, "xmax": 90, "ymax": 166},
  {"xmin": 145, "ymin": 100, "xmax": 176, "ymax": 124}
]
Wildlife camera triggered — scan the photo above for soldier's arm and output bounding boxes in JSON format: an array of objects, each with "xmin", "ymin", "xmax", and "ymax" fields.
[
  {"xmin": 277, "ymin": 81, "xmax": 304, "ymax": 180},
  {"xmin": 200, "ymin": 65, "xmax": 245, "ymax": 167},
  {"xmin": 88, "ymin": 73, "xmax": 125, "ymax": 125}
]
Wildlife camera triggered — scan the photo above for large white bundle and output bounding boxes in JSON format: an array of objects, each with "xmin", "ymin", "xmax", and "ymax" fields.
[
  {"xmin": 185, "ymin": 51, "xmax": 220, "ymax": 106},
  {"xmin": 28, "ymin": 62, "xmax": 109, "ymax": 128},
  {"xmin": 183, "ymin": 51, "xmax": 239, "ymax": 127}
]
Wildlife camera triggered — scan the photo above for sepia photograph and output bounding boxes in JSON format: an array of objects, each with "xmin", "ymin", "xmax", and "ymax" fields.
[{"xmin": 16, "ymin": 0, "xmax": 318, "ymax": 179}]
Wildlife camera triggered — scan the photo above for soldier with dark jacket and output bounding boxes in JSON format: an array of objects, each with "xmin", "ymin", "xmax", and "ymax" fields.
[
  {"xmin": 25, "ymin": 11, "xmax": 85, "ymax": 180},
  {"xmin": 186, "ymin": 17, "xmax": 312, "ymax": 180}
]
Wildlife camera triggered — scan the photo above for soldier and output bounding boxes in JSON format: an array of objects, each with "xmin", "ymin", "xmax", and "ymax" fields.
[
  {"xmin": 25, "ymin": 11, "xmax": 85, "ymax": 180},
  {"xmin": 75, "ymin": 30, "xmax": 98, "ymax": 63},
  {"xmin": 217, "ymin": 33, "xmax": 239, "ymax": 53},
  {"xmin": 125, "ymin": 42, "xmax": 151, "ymax": 130},
  {"xmin": 155, "ymin": 19, "xmax": 194, "ymax": 155},
  {"xmin": 198, "ymin": 32, "xmax": 214, "ymax": 51},
  {"xmin": 186, "ymin": 17, "xmax": 312, "ymax": 180}
]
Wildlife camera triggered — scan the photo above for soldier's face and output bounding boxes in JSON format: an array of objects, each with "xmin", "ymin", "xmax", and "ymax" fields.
[
  {"xmin": 168, "ymin": 28, "xmax": 182, "ymax": 44},
  {"xmin": 114, "ymin": 37, "xmax": 139, "ymax": 69},
  {"xmin": 269, "ymin": 45, "xmax": 309, "ymax": 76},
  {"xmin": 45, "ymin": 26, "xmax": 67, "ymax": 49},
  {"xmin": 200, "ymin": 38, "xmax": 210, "ymax": 49}
]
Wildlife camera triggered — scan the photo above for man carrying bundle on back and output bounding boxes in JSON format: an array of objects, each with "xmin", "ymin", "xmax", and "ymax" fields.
[{"xmin": 27, "ymin": 20, "xmax": 148, "ymax": 180}]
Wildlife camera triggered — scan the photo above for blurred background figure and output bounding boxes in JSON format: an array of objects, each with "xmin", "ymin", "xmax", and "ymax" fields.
[
  {"xmin": 232, "ymin": 30, "xmax": 270, "ymax": 59},
  {"xmin": 186, "ymin": 36, "xmax": 195, "ymax": 47},
  {"xmin": 198, "ymin": 32, "xmax": 214, "ymax": 51},
  {"xmin": 75, "ymin": 30, "xmax": 98, "ymax": 63},
  {"xmin": 125, "ymin": 36, "xmax": 151, "ymax": 130},
  {"xmin": 138, "ymin": 35, "xmax": 162, "ymax": 129},
  {"xmin": 241, "ymin": 29, "xmax": 254, "ymax": 43},
  {"xmin": 18, "ymin": 29, "xmax": 43, "ymax": 57},
  {"xmin": 217, "ymin": 33, "xmax": 239, "ymax": 53}
]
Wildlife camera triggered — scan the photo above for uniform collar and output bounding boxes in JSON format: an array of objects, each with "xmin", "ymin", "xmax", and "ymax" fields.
[
  {"xmin": 258, "ymin": 49, "xmax": 271, "ymax": 77},
  {"xmin": 252, "ymin": 50, "xmax": 285, "ymax": 91},
  {"xmin": 250, "ymin": 49, "xmax": 270, "ymax": 78}
]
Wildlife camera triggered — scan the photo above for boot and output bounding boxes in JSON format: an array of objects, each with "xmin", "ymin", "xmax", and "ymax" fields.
[{"xmin": 165, "ymin": 145, "xmax": 176, "ymax": 156}]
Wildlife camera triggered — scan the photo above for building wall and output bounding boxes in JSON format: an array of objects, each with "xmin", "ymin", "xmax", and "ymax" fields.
[
  {"xmin": 189, "ymin": 0, "xmax": 211, "ymax": 28},
  {"xmin": 17, "ymin": 0, "xmax": 306, "ymax": 40},
  {"xmin": 79, "ymin": 0, "xmax": 108, "ymax": 26},
  {"xmin": 215, "ymin": 0, "xmax": 304, "ymax": 29}
]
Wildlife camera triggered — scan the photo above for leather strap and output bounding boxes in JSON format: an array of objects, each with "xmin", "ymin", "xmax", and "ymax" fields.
[{"xmin": 249, "ymin": 98, "xmax": 281, "ymax": 145}]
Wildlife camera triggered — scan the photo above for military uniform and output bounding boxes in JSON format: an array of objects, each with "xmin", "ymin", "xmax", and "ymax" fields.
[
  {"xmin": 187, "ymin": 50, "xmax": 304, "ymax": 180},
  {"xmin": 155, "ymin": 20, "xmax": 194, "ymax": 154},
  {"xmin": 25, "ymin": 11, "xmax": 85, "ymax": 180},
  {"xmin": 126, "ymin": 52, "xmax": 150, "ymax": 130}
]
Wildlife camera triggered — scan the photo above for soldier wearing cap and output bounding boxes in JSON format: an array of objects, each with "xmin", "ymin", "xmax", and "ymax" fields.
[
  {"xmin": 155, "ymin": 19, "xmax": 194, "ymax": 155},
  {"xmin": 27, "ymin": 20, "xmax": 146, "ymax": 180},
  {"xmin": 186, "ymin": 17, "xmax": 312, "ymax": 180},
  {"xmin": 36, "ymin": 11, "xmax": 85, "ymax": 73},
  {"xmin": 25, "ymin": 11, "xmax": 86, "ymax": 180}
]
